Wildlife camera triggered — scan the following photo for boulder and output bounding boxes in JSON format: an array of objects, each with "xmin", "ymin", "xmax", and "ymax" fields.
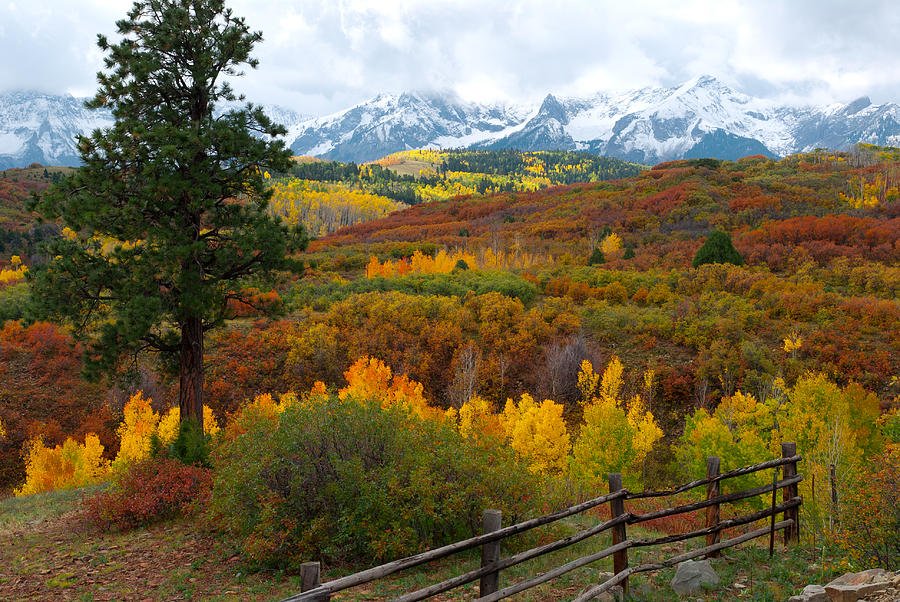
[
  {"xmin": 824, "ymin": 569, "xmax": 892, "ymax": 602},
  {"xmin": 787, "ymin": 584, "xmax": 828, "ymax": 602},
  {"xmin": 670, "ymin": 559, "xmax": 720, "ymax": 595},
  {"xmin": 827, "ymin": 569, "xmax": 889, "ymax": 587}
]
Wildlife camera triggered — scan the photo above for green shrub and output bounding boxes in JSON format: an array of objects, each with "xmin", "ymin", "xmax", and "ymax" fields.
[
  {"xmin": 208, "ymin": 395, "xmax": 544, "ymax": 569},
  {"xmin": 837, "ymin": 445, "xmax": 900, "ymax": 568},
  {"xmin": 0, "ymin": 282, "xmax": 29, "ymax": 322},
  {"xmin": 692, "ymin": 229, "xmax": 743, "ymax": 268},
  {"xmin": 151, "ymin": 418, "xmax": 211, "ymax": 468}
]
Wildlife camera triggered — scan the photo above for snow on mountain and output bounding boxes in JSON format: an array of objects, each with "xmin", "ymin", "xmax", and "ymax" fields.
[
  {"xmin": 0, "ymin": 91, "xmax": 112, "ymax": 169},
  {"xmin": 0, "ymin": 91, "xmax": 309, "ymax": 169},
  {"xmin": 287, "ymin": 91, "xmax": 529, "ymax": 163},
  {"xmin": 3, "ymin": 77, "xmax": 900, "ymax": 168},
  {"xmin": 286, "ymin": 76, "xmax": 900, "ymax": 164}
]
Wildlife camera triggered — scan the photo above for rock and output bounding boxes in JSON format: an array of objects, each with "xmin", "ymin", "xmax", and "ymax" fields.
[
  {"xmin": 828, "ymin": 569, "xmax": 890, "ymax": 588},
  {"xmin": 787, "ymin": 584, "xmax": 829, "ymax": 602},
  {"xmin": 825, "ymin": 582, "xmax": 889, "ymax": 602},
  {"xmin": 823, "ymin": 569, "xmax": 893, "ymax": 602},
  {"xmin": 670, "ymin": 559, "xmax": 720, "ymax": 595}
]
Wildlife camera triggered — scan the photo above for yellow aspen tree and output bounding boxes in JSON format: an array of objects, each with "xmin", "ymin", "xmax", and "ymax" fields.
[
  {"xmin": 156, "ymin": 405, "xmax": 221, "ymax": 445},
  {"xmin": 450, "ymin": 395, "xmax": 503, "ymax": 441},
  {"xmin": 365, "ymin": 256, "xmax": 384, "ymax": 279},
  {"xmin": 570, "ymin": 394, "xmax": 662, "ymax": 489},
  {"xmin": 783, "ymin": 332, "xmax": 802, "ymax": 359},
  {"xmin": 339, "ymin": 356, "xmax": 436, "ymax": 420},
  {"xmin": 677, "ymin": 391, "xmax": 774, "ymax": 493},
  {"xmin": 112, "ymin": 391, "xmax": 159, "ymax": 470},
  {"xmin": 599, "ymin": 356, "xmax": 625, "ymax": 403},
  {"xmin": 779, "ymin": 373, "xmax": 881, "ymax": 531},
  {"xmin": 500, "ymin": 393, "xmax": 570, "ymax": 474},
  {"xmin": 600, "ymin": 233, "xmax": 623, "ymax": 258},
  {"xmin": 15, "ymin": 434, "xmax": 109, "ymax": 496},
  {"xmin": 576, "ymin": 359, "xmax": 600, "ymax": 405}
]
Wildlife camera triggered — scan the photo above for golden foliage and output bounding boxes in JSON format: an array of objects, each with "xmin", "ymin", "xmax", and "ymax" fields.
[
  {"xmin": 570, "ymin": 357, "xmax": 663, "ymax": 488},
  {"xmin": 600, "ymin": 232, "xmax": 623, "ymax": 258},
  {"xmin": 339, "ymin": 356, "xmax": 437, "ymax": 420},
  {"xmin": 113, "ymin": 391, "xmax": 220, "ymax": 468},
  {"xmin": 447, "ymin": 395, "xmax": 503, "ymax": 442},
  {"xmin": 0, "ymin": 255, "xmax": 26, "ymax": 286},
  {"xmin": 156, "ymin": 406, "xmax": 221, "ymax": 445},
  {"xmin": 500, "ymin": 393, "xmax": 570, "ymax": 474},
  {"xmin": 269, "ymin": 179, "xmax": 402, "ymax": 237},
  {"xmin": 113, "ymin": 391, "xmax": 160, "ymax": 471},
  {"xmin": 783, "ymin": 332, "xmax": 802, "ymax": 356},
  {"xmin": 598, "ymin": 356, "xmax": 625, "ymax": 404},
  {"xmin": 576, "ymin": 359, "xmax": 599, "ymax": 405},
  {"xmin": 15, "ymin": 434, "xmax": 109, "ymax": 496}
]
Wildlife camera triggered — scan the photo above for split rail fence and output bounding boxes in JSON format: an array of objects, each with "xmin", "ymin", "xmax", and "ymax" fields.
[{"xmin": 284, "ymin": 442, "xmax": 802, "ymax": 602}]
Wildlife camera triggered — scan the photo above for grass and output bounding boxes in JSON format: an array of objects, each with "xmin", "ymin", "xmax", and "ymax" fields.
[
  {"xmin": 381, "ymin": 157, "xmax": 440, "ymax": 177},
  {"xmin": 0, "ymin": 488, "xmax": 848, "ymax": 601},
  {"xmin": 0, "ymin": 484, "xmax": 104, "ymax": 534}
]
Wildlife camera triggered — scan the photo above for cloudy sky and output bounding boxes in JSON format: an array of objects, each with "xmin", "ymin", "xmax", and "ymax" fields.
[{"xmin": 2, "ymin": 0, "xmax": 899, "ymax": 115}]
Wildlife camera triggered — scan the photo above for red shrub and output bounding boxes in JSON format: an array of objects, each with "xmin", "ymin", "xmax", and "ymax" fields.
[{"xmin": 81, "ymin": 457, "xmax": 211, "ymax": 531}]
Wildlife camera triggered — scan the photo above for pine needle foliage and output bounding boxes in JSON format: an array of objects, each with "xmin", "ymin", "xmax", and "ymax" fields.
[
  {"xmin": 27, "ymin": 0, "xmax": 307, "ymax": 426},
  {"xmin": 692, "ymin": 229, "xmax": 743, "ymax": 268}
]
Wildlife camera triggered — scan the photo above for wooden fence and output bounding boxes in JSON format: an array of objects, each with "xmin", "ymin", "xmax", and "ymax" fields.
[{"xmin": 284, "ymin": 442, "xmax": 802, "ymax": 602}]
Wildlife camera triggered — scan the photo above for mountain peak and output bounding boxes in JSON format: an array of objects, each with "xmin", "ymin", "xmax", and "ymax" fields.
[
  {"xmin": 4, "ymin": 82, "xmax": 900, "ymax": 168},
  {"xmin": 842, "ymin": 96, "xmax": 872, "ymax": 115},
  {"xmin": 535, "ymin": 94, "xmax": 569, "ymax": 124},
  {"xmin": 676, "ymin": 74, "xmax": 733, "ymax": 95}
]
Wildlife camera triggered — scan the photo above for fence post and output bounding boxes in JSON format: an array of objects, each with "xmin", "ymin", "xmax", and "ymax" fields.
[
  {"xmin": 301, "ymin": 562, "xmax": 320, "ymax": 592},
  {"xmin": 705, "ymin": 456, "xmax": 721, "ymax": 558},
  {"xmin": 782, "ymin": 442, "xmax": 800, "ymax": 544},
  {"xmin": 480, "ymin": 509, "xmax": 503, "ymax": 597},
  {"xmin": 300, "ymin": 562, "xmax": 330, "ymax": 600},
  {"xmin": 608, "ymin": 473, "xmax": 628, "ymax": 597}
]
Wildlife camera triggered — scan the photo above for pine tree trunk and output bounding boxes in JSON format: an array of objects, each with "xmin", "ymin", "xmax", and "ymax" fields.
[{"xmin": 179, "ymin": 316, "xmax": 204, "ymax": 430}]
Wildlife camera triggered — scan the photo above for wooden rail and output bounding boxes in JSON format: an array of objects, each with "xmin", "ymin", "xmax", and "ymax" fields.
[{"xmin": 283, "ymin": 443, "xmax": 802, "ymax": 602}]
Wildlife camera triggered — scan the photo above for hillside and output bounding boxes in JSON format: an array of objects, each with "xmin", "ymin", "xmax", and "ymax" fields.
[
  {"xmin": 2, "ymin": 146, "xmax": 898, "ymax": 599},
  {"xmin": 0, "ymin": 166, "xmax": 69, "ymax": 259},
  {"xmin": 303, "ymin": 145, "xmax": 900, "ymax": 406}
]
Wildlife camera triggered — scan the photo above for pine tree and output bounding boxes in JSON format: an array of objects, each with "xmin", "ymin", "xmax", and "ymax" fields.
[
  {"xmin": 28, "ymin": 0, "xmax": 307, "ymax": 429},
  {"xmin": 588, "ymin": 247, "xmax": 605, "ymax": 265},
  {"xmin": 692, "ymin": 230, "xmax": 743, "ymax": 268}
]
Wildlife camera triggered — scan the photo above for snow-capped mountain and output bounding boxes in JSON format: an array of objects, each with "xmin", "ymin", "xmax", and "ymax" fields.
[
  {"xmin": 3, "ymin": 77, "xmax": 900, "ymax": 168},
  {"xmin": 287, "ymin": 76, "xmax": 900, "ymax": 164},
  {"xmin": 286, "ymin": 91, "xmax": 531, "ymax": 163},
  {"xmin": 0, "ymin": 91, "xmax": 310, "ymax": 169},
  {"xmin": 0, "ymin": 91, "xmax": 111, "ymax": 169}
]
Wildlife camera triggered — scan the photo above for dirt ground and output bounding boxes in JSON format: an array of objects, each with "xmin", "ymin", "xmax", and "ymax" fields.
[{"xmin": 0, "ymin": 513, "xmax": 298, "ymax": 601}]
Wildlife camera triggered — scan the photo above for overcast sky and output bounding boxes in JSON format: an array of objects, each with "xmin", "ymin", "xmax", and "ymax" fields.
[{"xmin": 2, "ymin": 0, "xmax": 899, "ymax": 116}]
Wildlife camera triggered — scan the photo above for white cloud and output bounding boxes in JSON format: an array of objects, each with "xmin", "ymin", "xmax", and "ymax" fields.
[{"xmin": 1, "ymin": 0, "xmax": 899, "ymax": 114}]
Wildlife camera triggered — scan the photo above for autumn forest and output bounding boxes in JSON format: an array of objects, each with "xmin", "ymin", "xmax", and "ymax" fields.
[{"xmin": 1, "ymin": 1, "xmax": 899, "ymax": 598}]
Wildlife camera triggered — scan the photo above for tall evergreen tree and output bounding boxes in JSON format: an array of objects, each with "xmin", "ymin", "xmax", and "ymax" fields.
[{"xmin": 28, "ymin": 0, "xmax": 307, "ymax": 429}]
